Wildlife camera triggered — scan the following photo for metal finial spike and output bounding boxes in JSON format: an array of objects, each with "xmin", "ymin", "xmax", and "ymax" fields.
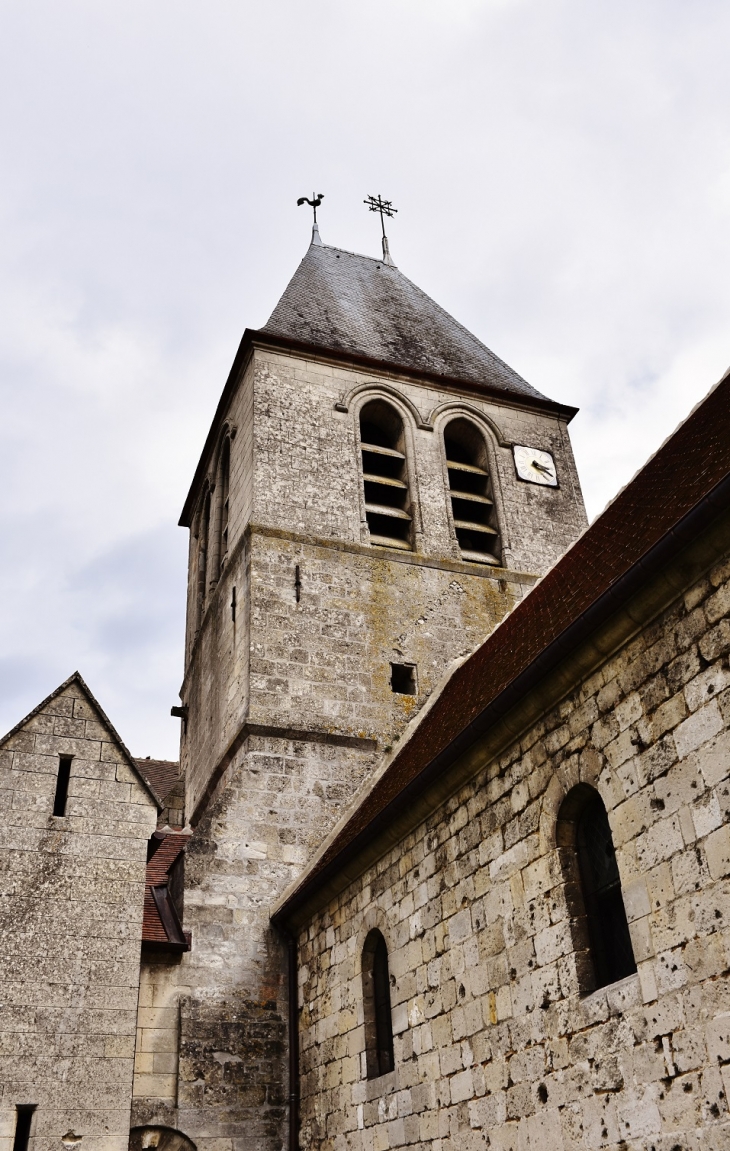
[{"xmin": 364, "ymin": 194, "xmax": 397, "ymax": 264}]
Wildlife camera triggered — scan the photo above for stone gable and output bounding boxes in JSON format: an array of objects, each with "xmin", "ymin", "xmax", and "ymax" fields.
[{"xmin": 0, "ymin": 675, "xmax": 158, "ymax": 1151}]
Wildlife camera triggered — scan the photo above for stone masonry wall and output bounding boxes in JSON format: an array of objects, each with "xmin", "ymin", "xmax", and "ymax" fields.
[
  {"xmin": 132, "ymin": 732, "xmax": 380, "ymax": 1151},
  {"xmin": 169, "ymin": 340, "xmax": 588, "ymax": 1151},
  {"xmin": 181, "ymin": 345, "xmax": 586, "ymax": 819},
  {"xmin": 297, "ymin": 550, "xmax": 730, "ymax": 1151},
  {"xmin": 0, "ymin": 680, "xmax": 157, "ymax": 1151}
]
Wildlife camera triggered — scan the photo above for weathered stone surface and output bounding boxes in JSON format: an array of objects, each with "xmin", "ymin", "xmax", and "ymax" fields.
[
  {"xmin": 296, "ymin": 552, "xmax": 730, "ymax": 1151},
  {"xmin": 145, "ymin": 337, "xmax": 586, "ymax": 1151},
  {"xmin": 0, "ymin": 681, "xmax": 157, "ymax": 1151}
]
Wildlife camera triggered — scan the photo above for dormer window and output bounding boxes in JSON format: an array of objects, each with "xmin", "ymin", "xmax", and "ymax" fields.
[
  {"xmin": 360, "ymin": 400, "xmax": 412, "ymax": 550},
  {"xmin": 444, "ymin": 419, "xmax": 501, "ymax": 565}
]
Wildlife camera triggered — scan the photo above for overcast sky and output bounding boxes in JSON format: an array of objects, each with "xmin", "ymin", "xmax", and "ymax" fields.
[{"xmin": 1, "ymin": 0, "xmax": 729, "ymax": 759}]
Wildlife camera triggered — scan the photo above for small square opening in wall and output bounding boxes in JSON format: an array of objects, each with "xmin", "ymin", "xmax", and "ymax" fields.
[{"xmin": 390, "ymin": 663, "xmax": 416, "ymax": 695}]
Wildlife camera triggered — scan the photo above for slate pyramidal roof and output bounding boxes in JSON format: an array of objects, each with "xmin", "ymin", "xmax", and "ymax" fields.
[
  {"xmin": 180, "ymin": 232, "xmax": 575, "ymax": 525},
  {"xmin": 261, "ymin": 234, "xmax": 551, "ymax": 402}
]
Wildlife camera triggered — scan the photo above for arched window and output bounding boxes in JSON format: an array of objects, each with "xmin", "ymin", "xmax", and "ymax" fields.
[
  {"xmin": 362, "ymin": 929, "xmax": 394, "ymax": 1078},
  {"xmin": 209, "ymin": 436, "xmax": 231, "ymax": 586},
  {"xmin": 359, "ymin": 401, "xmax": 412, "ymax": 550},
  {"xmin": 218, "ymin": 436, "xmax": 230, "ymax": 574},
  {"xmin": 195, "ymin": 487, "xmax": 211, "ymax": 627},
  {"xmin": 557, "ymin": 784, "xmax": 636, "ymax": 992},
  {"xmin": 443, "ymin": 419, "xmax": 501, "ymax": 565}
]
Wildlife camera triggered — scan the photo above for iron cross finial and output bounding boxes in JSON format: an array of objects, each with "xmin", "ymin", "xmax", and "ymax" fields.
[
  {"xmin": 364, "ymin": 194, "xmax": 398, "ymax": 238},
  {"xmin": 364, "ymin": 194, "xmax": 398, "ymax": 266},
  {"xmin": 297, "ymin": 193, "xmax": 324, "ymax": 224}
]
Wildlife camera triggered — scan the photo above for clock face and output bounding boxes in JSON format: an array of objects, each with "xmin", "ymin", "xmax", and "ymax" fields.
[{"xmin": 513, "ymin": 445, "xmax": 558, "ymax": 487}]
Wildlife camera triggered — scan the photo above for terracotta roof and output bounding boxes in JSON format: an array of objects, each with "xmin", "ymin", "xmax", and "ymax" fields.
[
  {"xmin": 262, "ymin": 240, "xmax": 546, "ymax": 401},
  {"xmin": 134, "ymin": 758, "xmax": 181, "ymax": 806},
  {"xmin": 142, "ymin": 832, "xmax": 191, "ymax": 952},
  {"xmin": 273, "ymin": 369, "xmax": 730, "ymax": 925}
]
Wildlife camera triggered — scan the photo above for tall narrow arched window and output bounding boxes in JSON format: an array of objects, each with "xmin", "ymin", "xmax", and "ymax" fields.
[
  {"xmin": 443, "ymin": 419, "xmax": 501, "ymax": 565},
  {"xmin": 218, "ymin": 437, "xmax": 230, "ymax": 575},
  {"xmin": 359, "ymin": 401, "xmax": 412, "ymax": 550},
  {"xmin": 557, "ymin": 784, "xmax": 636, "ymax": 992},
  {"xmin": 362, "ymin": 929, "xmax": 394, "ymax": 1079},
  {"xmin": 195, "ymin": 487, "xmax": 211, "ymax": 628},
  {"xmin": 209, "ymin": 436, "xmax": 231, "ymax": 588}
]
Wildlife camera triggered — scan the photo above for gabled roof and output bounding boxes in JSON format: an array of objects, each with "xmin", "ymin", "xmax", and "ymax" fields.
[
  {"xmin": 261, "ymin": 239, "xmax": 546, "ymax": 401},
  {"xmin": 142, "ymin": 831, "xmax": 191, "ymax": 952},
  {"xmin": 272, "ymin": 367, "xmax": 730, "ymax": 928},
  {"xmin": 0, "ymin": 671, "xmax": 161, "ymax": 811},
  {"xmin": 134, "ymin": 758, "xmax": 181, "ymax": 806}
]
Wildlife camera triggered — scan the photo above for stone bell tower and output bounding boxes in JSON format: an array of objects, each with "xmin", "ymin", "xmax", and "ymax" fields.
[{"xmin": 131, "ymin": 223, "xmax": 587, "ymax": 1151}]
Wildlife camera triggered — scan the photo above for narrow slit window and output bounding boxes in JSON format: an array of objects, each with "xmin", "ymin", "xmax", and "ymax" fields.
[
  {"xmin": 557, "ymin": 784, "xmax": 637, "ymax": 992},
  {"xmin": 53, "ymin": 756, "xmax": 72, "ymax": 817},
  {"xmin": 443, "ymin": 419, "xmax": 501, "ymax": 565},
  {"xmin": 12, "ymin": 1107, "xmax": 35, "ymax": 1151},
  {"xmin": 362, "ymin": 929, "xmax": 395, "ymax": 1079},
  {"xmin": 359, "ymin": 401, "xmax": 412, "ymax": 551}
]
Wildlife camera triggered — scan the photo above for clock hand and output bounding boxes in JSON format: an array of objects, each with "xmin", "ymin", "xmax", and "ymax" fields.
[{"xmin": 532, "ymin": 460, "xmax": 552, "ymax": 474}]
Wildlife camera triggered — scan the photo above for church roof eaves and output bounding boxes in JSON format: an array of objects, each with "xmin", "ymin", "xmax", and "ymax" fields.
[
  {"xmin": 271, "ymin": 367, "xmax": 730, "ymax": 930},
  {"xmin": 0, "ymin": 671, "xmax": 162, "ymax": 811},
  {"xmin": 180, "ymin": 238, "xmax": 579, "ymax": 528},
  {"xmin": 178, "ymin": 326, "xmax": 577, "ymax": 528},
  {"xmin": 261, "ymin": 242, "xmax": 548, "ymax": 401}
]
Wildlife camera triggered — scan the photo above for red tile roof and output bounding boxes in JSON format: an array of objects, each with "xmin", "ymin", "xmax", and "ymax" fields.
[
  {"xmin": 134, "ymin": 758, "xmax": 181, "ymax": 806},
  {"xmin": 273, "ymin": 369, "xmax": 730, "ymax": 926},
  {"xmin": 142, "ymin": 832, "xmax": 190, "ymax": 951}
]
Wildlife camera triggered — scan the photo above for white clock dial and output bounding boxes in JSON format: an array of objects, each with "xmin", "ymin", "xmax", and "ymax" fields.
[{"xmin": 513, "ymin": 445, "xmax": 558, "ymax": 487}]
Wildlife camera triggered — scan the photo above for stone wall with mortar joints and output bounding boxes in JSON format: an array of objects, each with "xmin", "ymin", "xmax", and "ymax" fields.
[
  {"xmin": 248, "ymin": 535, "xmax": 524, "ymax": 751},
  {"xmin": 181, "ymin": 344, "xmax": 585, "ymax": 823},
  {"xmin": 133, "ymin": 959, "xmax": 183, "ymax": 1112},
  {"xmin": 0, "ymin": 681, "xmax": 157, "ymax": 1151},
  {"xmin": 181, "ymin": 533, "xmax": 251, "ymax": 820},
  {"xmin": 133, "ymin": 731, "xmax": 379, "ymax": 1151},
  {"xmin": 251, "ymin": 349, "xmax": 586, "ymax": 573},
  {"xmin": 184, "ymin": 356, "xmax": 254, "ymax": 670},
  {"xmin": 297, "ymin": 549, "xmax": 730, "ymax": 1151}
]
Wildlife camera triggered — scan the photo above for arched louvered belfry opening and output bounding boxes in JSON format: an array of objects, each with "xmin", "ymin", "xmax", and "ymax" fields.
[
  {"xmin": 362, "ymin": 929, "xmax": 395, "ymax": 1078},
  {"xmin": 443, "ymin": 418, "xmax": 501, "ymax": 565},
  {"xmin": 557, "ymin": 784, "xmax": 637, "ymax": 992},
  {"xmin": 359, "ymin": 400, "xmax": 412, "ymax": 550}
]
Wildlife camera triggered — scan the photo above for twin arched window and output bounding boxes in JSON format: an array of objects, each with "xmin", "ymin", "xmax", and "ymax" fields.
[
  {"xmin": 362, "ymin": 929, "xmax": 394, "ymax": 1079},
  {"xmin": 358, "ymin": 402, "xmax": 502, "ymax": 564},
  {"xmin": 558, "ymin": 784, "xmax": 636, "ymax": 991}
]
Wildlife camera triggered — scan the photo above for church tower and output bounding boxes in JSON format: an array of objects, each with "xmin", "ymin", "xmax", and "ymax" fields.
[{"xmin": 131, "ymin": 226, "xmax": 587, "ymax": 1151}]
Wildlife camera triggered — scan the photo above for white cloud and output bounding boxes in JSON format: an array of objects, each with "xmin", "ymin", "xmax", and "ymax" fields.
[{"xmin": 1, "ymin": 0, "xmax": 728, "ymax": 755}]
